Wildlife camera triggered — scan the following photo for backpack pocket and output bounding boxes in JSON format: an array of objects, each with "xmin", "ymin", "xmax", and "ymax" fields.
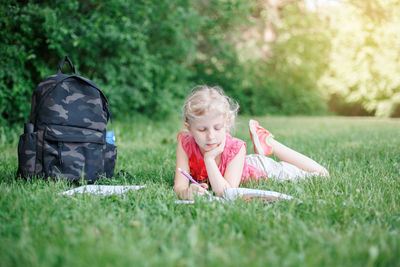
[
  {"xmin": 43, "ymin": 125, "xmax": 105, "ymax": 182},
  {"xmin": 104, "ymin": 142, "xmax": 117, "ymax": 178},
  {"xmin": 17, "ymin": 132, "xmax": 37, "ymax": 177}
]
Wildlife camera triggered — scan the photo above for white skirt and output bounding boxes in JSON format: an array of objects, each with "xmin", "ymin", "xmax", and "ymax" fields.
[{"xmin": 246, "ymin": 154, "xmax": 321, "ymax": 181}]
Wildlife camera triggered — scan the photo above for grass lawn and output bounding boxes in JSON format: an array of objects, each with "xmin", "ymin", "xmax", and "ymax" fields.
[{"xmin": 0, "ymin": 116, "xmax": 399, "ymax": 266}]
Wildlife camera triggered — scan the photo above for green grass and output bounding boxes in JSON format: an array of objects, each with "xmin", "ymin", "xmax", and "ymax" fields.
[{"xmin": 1, "ymin": 116, "xmax": 399, "ymax": 266}]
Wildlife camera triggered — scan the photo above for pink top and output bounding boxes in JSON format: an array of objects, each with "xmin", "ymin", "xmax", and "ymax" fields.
[{"xmin": 178, "ymin": 131, "xmax": 266, "ymax": 184}]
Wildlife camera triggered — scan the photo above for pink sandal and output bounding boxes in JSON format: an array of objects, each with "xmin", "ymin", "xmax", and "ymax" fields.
[{"xmin": 249, "ymin": 120, "xmax": 274, "ymax": 156}]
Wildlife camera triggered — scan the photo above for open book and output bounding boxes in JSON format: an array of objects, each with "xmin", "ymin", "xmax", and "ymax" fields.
[
  {"xmin": 175, "ymin": 187, "xmax": 293, "ymax": 204},
  {"xmin": 60, "ymin": 185, "xmax": 146, "ymax": 196}
]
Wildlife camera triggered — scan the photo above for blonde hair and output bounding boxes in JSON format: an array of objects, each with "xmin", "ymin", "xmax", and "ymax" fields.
[{"xmin": 183, "ymin": 85, "xmax": 239, "ymax": 132}]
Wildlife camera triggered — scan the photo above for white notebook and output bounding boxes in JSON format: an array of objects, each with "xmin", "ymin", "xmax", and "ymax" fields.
[
  {"xmin": 175, "ymin": 187, "xmax": 293, "ymax": 204},
  {"xmin": 60, "ymin": 185, "xmax": 146, "ymax": 196}
]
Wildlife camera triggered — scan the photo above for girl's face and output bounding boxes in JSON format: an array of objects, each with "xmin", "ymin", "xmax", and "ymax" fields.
[{"xmin": 186, "ymin": 112, "xmax": 227, "ymax": 154}]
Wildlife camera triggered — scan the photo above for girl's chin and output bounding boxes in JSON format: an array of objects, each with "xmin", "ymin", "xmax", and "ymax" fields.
[{"xmin": 204, "ymin": 144, "xmax": 217, "ymax": 150}]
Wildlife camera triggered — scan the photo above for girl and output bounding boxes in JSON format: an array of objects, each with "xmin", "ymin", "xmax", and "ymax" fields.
[{"xmin": 174, "ymin": 86, "xmax": 329, "ymax": 200}]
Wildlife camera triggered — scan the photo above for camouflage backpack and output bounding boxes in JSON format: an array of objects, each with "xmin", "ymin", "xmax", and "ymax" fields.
[{"xmin": 17, "ymin": 56, "xmax": 117, "ymax": 182}]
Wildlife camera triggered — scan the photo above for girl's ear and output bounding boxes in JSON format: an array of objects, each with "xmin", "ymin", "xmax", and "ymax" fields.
[{"xmin": 184, "ymin": 121, "xmax": 190, "ymax": 130}]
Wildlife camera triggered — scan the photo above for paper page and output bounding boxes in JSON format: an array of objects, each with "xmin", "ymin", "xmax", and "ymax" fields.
[
  {"xmin": 60, "ymin": 185, "xmax": 146, "ymax": 196},
  {"xmin": 174, "ymin": 188, "xmax": 294, "ymax": 204},
  {"xmin": 223, "ymin": 188, "xmax": 293, "ymax": 201},
  {"xmin": 174, "ymin": 195, "xmax": 225, "ymax": 204}
]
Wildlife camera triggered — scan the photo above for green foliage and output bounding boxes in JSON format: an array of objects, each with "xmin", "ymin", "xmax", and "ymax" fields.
[
  {"xmin": 4, "ymin": 0, "xmax": 399, "ymax": 124},
  {"xmin": 1, "ymin": 0, "xmax": 333, "ymax": 125},
  {"xmin": 319, "ymin": 0, "xmax": 400, "ymax": 117},
  {"xmin": 190, "ymin": 1, "xmax": 330, "ymax": 115},
  {"xmin": 1, "ymin": 116, "xmax": 400, "ymax": 266},
  {"xmin": 0, "ymin": 2, "xmax": 37, "ymax": 124},
  {"xmin": 1, "ymin": 0, "xmax": 202, "ymax": 124}
]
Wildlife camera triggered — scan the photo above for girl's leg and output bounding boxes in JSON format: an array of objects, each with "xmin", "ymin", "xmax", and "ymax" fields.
[
  {"xmin": 249, "ymin": 120, "xmax": 329, "ymax": 176},
  {"xmin": 269, "ymin": 138, "xmax": 329, "ymax": 176}
]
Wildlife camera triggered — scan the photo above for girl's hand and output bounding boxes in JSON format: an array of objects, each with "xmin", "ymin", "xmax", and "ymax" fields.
[
  {"xmin": 189, "ymin": 183, "xmax": 208, "ymax": 196},
  {"xmin": 200, "ymin": 183, "xmax": 209, "ymax": 190},
  {"xmin": 203, "ymin": 138, "xmax": 226, "ymax": 161}
]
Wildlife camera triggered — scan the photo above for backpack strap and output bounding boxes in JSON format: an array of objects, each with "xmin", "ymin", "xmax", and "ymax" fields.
[
  {"xmin": 115, "ymin": 170, "xmax": 135, "ymax": 180},
  {"xmin": 57, "ymin": 56, "xmax": 78, "ymax": 75}
]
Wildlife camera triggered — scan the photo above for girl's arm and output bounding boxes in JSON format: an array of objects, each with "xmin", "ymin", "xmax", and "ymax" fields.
[
  {"xmin": 204, "ymin": 142, "xmax": 246, "ymax": 197},
  {"xmin": 174, "ymin": 136, "xmax": 208, "ymax": 200}
]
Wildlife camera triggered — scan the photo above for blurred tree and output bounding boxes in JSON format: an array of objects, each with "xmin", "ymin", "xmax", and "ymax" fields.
[
  {"xmin": 318, "ymin": 0, "xmax": 400, "ymax": 117},
  {"xmin": 5, "ymin": 0, "xmax": 397, "ymax": 123},
  {"xmin": 191, "ymin": 0, "xmax": 330, "ymax": 115}
]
